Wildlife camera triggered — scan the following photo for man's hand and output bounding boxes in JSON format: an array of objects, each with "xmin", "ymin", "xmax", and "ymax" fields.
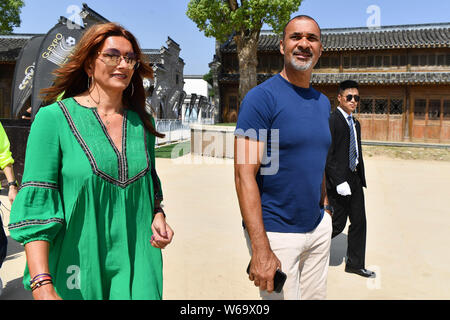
[
  {"xmin": 234, "ymin": 136, "xmax": 281, "ymax": 293},
  {"xmin": 248, "ymin": 248, "xmax": 281, "ymax": 293},
  {"xmin": 336, "ymin": 181, "xmax": 352, "ymax": 196}
]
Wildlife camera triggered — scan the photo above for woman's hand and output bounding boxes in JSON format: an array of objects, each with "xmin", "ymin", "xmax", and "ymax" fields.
[
  {"xmin": 8, "ymin": 185, "xmax": 18, "ymax": 204},
  {"xmin": 32, "ymin": 283, "xmax": 62, "ymax": 300},
  {"xmin": 150, "ymin": 213, "xmax": 174, "ymax": 249}
]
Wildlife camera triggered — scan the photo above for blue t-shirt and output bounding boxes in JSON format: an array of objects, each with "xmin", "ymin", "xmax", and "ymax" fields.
[{"xmin": 235, "ymin": 74, "xmax": 331, "ymax": 233}]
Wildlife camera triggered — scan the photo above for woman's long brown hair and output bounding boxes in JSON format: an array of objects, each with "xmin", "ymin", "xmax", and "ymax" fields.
[{"xmin": 40, "ymin": 22, "xmax": 164, "ymax": 138}]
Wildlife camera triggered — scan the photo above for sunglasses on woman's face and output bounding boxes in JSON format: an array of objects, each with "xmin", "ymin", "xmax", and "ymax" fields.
[
  {"xmin": 98, "ymin": 49, "xmax": 140, "ymax": 70},
  {"xmin": 346, "ymin": 94, "xmax": 360, "ymax": 102}
]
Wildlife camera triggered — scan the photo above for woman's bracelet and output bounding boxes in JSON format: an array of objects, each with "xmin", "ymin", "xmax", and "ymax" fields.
[
  {"xmin": 31, "ymin": 279, "xmax": 53, "ymax": 291},
  {"xmin": 31, "ymin": 273, "xmax": 51, "ymax": 281},
  {"xmin": 30, "ymin": 273, "xmax": 53, "ymax": 290},
  {"xmin": 154, "ymin": 206, "xmax": 166, "ymax": 218},
  {"xmin": 30, "ymin": 273, "xmax": 51, "ymax": 284}
]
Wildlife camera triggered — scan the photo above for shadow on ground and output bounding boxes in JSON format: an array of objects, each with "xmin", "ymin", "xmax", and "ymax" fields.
[
  {"xmin": 330, "ymin": 233, "xmax": 347, "ymax": 266},
  {"xmin": 0, "ymin": 277, "xmax": 32, "ymax": 300},
  {"xmin": 1, "ymin": 236, "xmax": 31, "ymax": 300},
  {"xmin": 4, "ymin": 236, "xmax": 24, "ymax": 262}
]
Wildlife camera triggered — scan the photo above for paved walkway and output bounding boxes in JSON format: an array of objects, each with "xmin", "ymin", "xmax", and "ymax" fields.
[{"xmin": 1, "ymin": 154, "xmax": 449, "ymax": 299}]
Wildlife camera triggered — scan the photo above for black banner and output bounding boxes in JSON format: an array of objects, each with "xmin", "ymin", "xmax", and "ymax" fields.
[
  {"xmin": 31, "ymin": 17, "xmax": 83, "ymax": 118},
  {"xmin": 11, "ymin": 35, "xmax": 44, "ymax": 118}
]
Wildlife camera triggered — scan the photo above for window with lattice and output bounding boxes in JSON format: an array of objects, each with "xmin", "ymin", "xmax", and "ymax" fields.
[
  {"xmin": 443, "ymin": 100, "xmax": 450, "ymax": 120},
  {"xmin": 428, "ymin": 100, "xmax": 441, "ymax": 120},
  {"xmin": 321, "ymin": 56, "xmax": 330, "ymax": 68},
  {"xmin": 375, "ymin": 56, "xmax": 382, "ymax": 67},
  {"xmin": 390, "ymin": 99, "xmax": 403, "ymax": 114},
  {"xmin": 367, "ymin": 55, "xmax": 374, "ymax": 67},
  {"xmin": 375, "ymin": 99, "xmax": 388, "ymax": 114},
  {"xmin": 331, "ymin": 56, "xmax": 340, "ymax": 68},
  {"xmin": 414, "ymin": 99, "xmax": 426, "ymax": 120},
  {"xmin": 359, "ymin": 99, "xmax": 373, "ymax": 114}
]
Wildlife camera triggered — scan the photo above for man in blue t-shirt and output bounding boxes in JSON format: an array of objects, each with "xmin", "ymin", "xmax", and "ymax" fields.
[{"xmin": 234, "ymin": 15, "xmax": 333, "ymax": 300}]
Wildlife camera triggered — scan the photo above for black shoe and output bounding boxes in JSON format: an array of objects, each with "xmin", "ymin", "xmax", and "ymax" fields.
[{"xmin": 345, "ymin": 265, "xmax": 376, "ymax": 278}]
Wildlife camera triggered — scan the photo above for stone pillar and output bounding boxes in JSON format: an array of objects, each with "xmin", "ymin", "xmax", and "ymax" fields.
[{"xmin": 209, "ymin": 58, "xmax": 221, "ymax": 123}]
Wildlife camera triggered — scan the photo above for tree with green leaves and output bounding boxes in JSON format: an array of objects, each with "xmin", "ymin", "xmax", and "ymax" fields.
[
  {"xmin": 187, "ymin": 0, "xmax": 302, "ymax": 105},
  {"xmin": 0, "ymin": 0, "xmax": 25, "ymax": 34},
  {"xmin": 203, "ymin": 69, "xmax": 213, "ymax": 85}
]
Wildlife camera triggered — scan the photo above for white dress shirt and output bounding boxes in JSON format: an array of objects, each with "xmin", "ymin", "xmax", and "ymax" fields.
[
  {"xmin": 336, "ymin": 107, "xmax": 359, "ymax": 196},
  {"xmin": 337, "ymin": 106, "xmax": 359, "ymax": 166}
]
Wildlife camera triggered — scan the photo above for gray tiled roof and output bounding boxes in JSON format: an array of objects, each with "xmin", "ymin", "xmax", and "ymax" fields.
[
  {"xmin": 0, "ymin": 34, "xmax": 42, "ymax": 62},
  {"xmin": 311, "ymin": 72, "xmax": 450, "ymax": 84},
  {"xmin": 0, "ymin": 34, "xmax": 175, "ymax": 66},
  {"xmin": 80, "ymin": 3, "xmax": 109, "ymax": 25},
  {"xmin": 141, "ymin": 49, "xmax": 161, "ymax": 64},
  {"xmin": 221, "ymin": 22, "xmax": 450, "ymax": 52},
  {"xmin": 219, "ymin": 72, "xmax": 450, "ymax": 85}
]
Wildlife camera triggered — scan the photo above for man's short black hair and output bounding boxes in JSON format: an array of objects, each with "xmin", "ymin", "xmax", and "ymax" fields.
[
  {"xmin": 338, "ymin": 80, "xmax": 359, "ymax": 94},
  {"xmin": 282, "ymin": 15, "xmax": 321, "ymax": 40}
]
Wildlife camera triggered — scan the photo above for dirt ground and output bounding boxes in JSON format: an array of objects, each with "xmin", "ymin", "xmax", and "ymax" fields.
[
  {"xmin": 362, "ymin": 145, "xmax": 450, "ymax": 162},
  {"xmin": 1, "ymin": 147, "xmax": 449, "ymax": 300}
]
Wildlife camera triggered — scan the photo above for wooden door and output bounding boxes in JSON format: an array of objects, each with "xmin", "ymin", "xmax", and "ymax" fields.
[
  {"xmin": 442, "ymin": 100, "xmax": 450, "ymax": 143},
  {"xmin": 412, "ymin": 96, "xmax": 450, "ymax": 143},
  {"xmin": 356, "ymin": 96, "xmax": 404, "ymax": 142},
  {"xmin": 223, "ymin": 93, "xmax": 239, "ymax": 123}
]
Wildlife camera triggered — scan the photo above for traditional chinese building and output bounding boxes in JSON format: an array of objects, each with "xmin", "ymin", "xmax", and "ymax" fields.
[
  {"xmin": 143, "ymin": 38, "xmax": 185, "ymax": 120},
  {"xmin": 0, "ymin": 33, "xmax": 36, "ymax": 118},
  {"xmin": 0, "ymin": 3, "xmax": 184, "ymax": 184},
  {"xmin": 0, "ymin": 3, "xmax": 184, "ymax": 120},
  {"xmin": 211, "ymin": 22, "xmax": 450, "ymax": 143}
]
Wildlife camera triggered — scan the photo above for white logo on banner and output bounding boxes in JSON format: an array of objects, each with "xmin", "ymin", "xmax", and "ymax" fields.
[
  {"xmin": 42, "ymin": 33, "xmax": 77, "ymax": 66},
  {"xmin": 19, "ymin": 63, "xmax": 35, "ymax": 90},
  {"xmin": 66, "ymin": 36, "xmax": 76, "ymax": 46}
]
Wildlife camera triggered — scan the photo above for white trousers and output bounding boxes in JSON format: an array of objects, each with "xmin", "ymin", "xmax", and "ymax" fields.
[{"xmin": 245, "ymin": 213, "xmax": 332, "ymax": 300}]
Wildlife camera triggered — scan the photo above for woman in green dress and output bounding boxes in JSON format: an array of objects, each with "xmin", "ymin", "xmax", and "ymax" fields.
[{"xmin": 8, "ymin": 22, "xmax": 174, "ymax": 300}]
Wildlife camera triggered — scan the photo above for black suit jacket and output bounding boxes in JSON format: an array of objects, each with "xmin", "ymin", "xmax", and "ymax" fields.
[{"xmin": 326, "ymin": 109, "xmax": 366, "ymax": 190}]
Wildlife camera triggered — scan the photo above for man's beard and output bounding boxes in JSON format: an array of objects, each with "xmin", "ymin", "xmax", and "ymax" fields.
[{"xmin": 289, "ymin": 49, "xmax": 314, "ymax": 71}]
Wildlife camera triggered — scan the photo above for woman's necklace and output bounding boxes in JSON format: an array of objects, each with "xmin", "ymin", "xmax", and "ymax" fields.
[
  {"xmin": 97, "ymin": 109, "xmax": 122, "ymax": 126},
  {"xmin": 86, "ymin": 97, "xmax": 123, "ymax": 126}
]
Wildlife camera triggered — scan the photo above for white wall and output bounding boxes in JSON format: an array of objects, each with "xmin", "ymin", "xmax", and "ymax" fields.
[
  {"xmin": 182, "ymin": 75, "xmax": 214, "ymax": 123},
  {"xmin": 183, "ymin": 76, "xmax": 211, "ymax": 98}
]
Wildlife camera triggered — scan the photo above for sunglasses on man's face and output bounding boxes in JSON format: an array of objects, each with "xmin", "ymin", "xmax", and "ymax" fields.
[{"xmin": 345, "ymin": 94, "xmax": 360, "ymax": 102}]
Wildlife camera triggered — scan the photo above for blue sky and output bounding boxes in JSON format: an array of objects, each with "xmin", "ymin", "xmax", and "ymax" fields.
[{"xmin": 13, "ymin": 0, "xmax": 450, "ymax": 75}]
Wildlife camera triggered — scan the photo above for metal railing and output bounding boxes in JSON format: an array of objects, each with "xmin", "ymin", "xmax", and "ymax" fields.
[{"xmin": 155, "ymin": 119, "xmax": 190, "ymax": 145}]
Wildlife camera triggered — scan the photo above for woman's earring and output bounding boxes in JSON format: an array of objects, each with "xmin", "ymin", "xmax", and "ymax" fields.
[
  {"xmin": 87, "ymin": 76, "xmax": 94, "ymax": 91},
  {"xmin": 130, "ymin": 82, "xmax": 134, "ymax": 96}
]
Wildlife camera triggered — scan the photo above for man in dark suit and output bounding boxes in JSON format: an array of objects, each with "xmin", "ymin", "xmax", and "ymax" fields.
[{"xmin": 325, "ymin": 80, "xmax": 375, "ymax": 278}]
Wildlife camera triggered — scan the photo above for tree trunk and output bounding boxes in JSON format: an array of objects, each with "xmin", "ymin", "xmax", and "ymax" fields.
[{"xmin": 235, "ymin": 29, "xmax": 260, "ymax": 105}]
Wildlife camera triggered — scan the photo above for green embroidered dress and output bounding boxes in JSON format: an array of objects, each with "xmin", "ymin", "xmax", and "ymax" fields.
[{"xmin": 9, "ymin": 98, "xmax": 164, "ymax": 300}]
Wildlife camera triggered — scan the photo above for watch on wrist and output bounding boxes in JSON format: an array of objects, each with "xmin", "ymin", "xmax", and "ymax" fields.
[
  {"xmin": 8, "ymin": 180, "xmax": 18, "ymax": 188},
  {"xmin": 154, "ymin": 206, "xmax": 166, "ymax": 218},
  {"xmin": 324, "ymin": 205, "xmax": 334, "ymax": 214}
]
